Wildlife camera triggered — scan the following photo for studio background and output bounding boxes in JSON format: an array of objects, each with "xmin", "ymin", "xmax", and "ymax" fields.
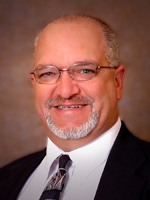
[{"xmin": 0, "ymin": 0, "xmax": 150, "ymax": 167}]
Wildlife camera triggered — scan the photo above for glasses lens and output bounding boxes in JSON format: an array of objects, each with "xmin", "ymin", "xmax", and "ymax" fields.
[
  {"xmin": 35, "ymin": 66, "xmax": 59, "ymax": 84},
  {"xmin": 70, "ymin": 63, "xmax": 97, "ymax": 80}
]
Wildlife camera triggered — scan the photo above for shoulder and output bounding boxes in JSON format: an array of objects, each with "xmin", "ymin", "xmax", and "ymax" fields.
[
  {"xmin": 119, "ymin": 121, "xmax": 150, "ymax": 151},
  {"xmin": 117, "ymin": 122, "xmax": 150, "ymax": 176},
  {"xmin": 0, "ymin": 149, "xmax": 46, "ymax": 199},
  {"xmin": 116, "ymin": 122, "xmax": 150, "ymax": 158},
  {"xmin": 0, "ymin": 148, "xmax": 46, "ymax": 175},
  {"xmin": 98, "ymin": 122, "xmax": 150, "ymax": 199}
]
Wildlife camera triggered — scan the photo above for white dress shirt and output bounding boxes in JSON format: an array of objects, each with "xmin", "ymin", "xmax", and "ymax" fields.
[{"xmin": 18, "ymin": 119, "xmax": 121, "ymax": 200}]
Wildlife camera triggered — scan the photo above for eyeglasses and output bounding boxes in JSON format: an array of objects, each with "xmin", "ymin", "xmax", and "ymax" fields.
[{"xmin": 31, "ymin": 62, "xmax": 118, "ymax": 85}]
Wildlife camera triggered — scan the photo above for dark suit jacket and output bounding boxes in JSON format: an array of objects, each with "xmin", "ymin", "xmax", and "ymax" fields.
[{"xmin": 0, "ymin": 122, "xmax": 150, "ymax": 200}]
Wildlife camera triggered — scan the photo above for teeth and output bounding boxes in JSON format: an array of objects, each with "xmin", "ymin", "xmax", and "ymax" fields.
[{"xmin": 57, "ymin": 105, "xmax": 82, "ymax": 109}]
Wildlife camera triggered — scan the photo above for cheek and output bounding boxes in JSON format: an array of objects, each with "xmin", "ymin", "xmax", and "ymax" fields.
[
  {"xmin": 81, "ymin": 81, "xmax": 106, "ymax": 110},
  {"xmin": 35, "ymin": 84, "xmax": 55, "ymax": 102},
  {"xmin": 90, "ymin": 79, "xmax": 117, "ymax": 112},
  {"xmin": 34, "ymin": 85, "xmax": 52, "ymax": 117}
]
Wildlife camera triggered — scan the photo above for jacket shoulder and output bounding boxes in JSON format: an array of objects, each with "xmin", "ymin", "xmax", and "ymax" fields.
[
  {"xmin": 0, "ymin": 148, "xmax": 46, "ymax": 200},
  {"xmin": 94, "ymin": 122, "xmax": 150, "ymax": 200},
  {"xmin": 0, "ymin": 148, "xmax": 46, "ymax": 172}
]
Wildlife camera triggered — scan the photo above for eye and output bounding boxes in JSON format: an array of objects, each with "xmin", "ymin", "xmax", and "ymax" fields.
[
  {"xmin": 37, "ymin": 69, "xmax": 59, "ymax": 81},
  {"xmin": 39, "ymin": 71, "xmax": 54, "ymax": 78},
  {"xmin": 34, "ymin": 66, "xmax": 60, "ymax": 84},
  {"xmin": 80, "ymin": 68, "xmax": 95, "ymax": 74}
]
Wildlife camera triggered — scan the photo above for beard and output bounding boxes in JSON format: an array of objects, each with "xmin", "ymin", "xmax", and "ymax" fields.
[{"xmin": 44, "ymin": 96, "xmax": 99, "ymax": 140}]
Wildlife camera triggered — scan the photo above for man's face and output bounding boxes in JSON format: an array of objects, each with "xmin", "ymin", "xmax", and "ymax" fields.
[{"xmin": 32, "ymin": 21, "xmax": 124, "ymax": 144}]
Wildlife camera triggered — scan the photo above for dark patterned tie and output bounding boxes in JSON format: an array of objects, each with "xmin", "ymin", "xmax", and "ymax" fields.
[{"xmin": 39, "ymin": 154, "xmax": 71, "ymax": 200}]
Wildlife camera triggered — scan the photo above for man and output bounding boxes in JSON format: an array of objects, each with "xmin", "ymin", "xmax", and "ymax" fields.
[{"xmin": 0, "ymin": 15, "xmax": 150, "ymax": 200}]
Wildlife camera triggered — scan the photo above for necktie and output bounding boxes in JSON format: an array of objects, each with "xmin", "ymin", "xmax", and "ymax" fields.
[{"xmin": 39, "ymin": 154, "xmax": 71, "ymax": 200}]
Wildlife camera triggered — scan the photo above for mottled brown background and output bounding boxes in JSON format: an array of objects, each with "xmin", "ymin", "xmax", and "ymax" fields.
[{"xmin": 0, "ymin": 0, "xmax": 150, "ymax": 167}]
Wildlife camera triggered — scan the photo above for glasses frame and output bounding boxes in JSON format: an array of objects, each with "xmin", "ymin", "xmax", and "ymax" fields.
[{"xmin": 30, "ymin": 62, "xmax": 118, "ymax": 85}]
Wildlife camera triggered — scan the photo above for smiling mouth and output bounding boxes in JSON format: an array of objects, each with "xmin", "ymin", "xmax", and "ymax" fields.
[{"xmin": 54, "ymin": 104, "xmax": 87, "ymax": 110}]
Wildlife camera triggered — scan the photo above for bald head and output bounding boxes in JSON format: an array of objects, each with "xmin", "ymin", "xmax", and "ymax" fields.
[{"xmin": 35, "ymin": 15, "xmax": 120, "ymax": 67}]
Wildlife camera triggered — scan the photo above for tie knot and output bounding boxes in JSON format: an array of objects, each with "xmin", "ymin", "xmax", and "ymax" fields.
[{"xmin": 59, "ymin": 154, "xmax": 70, "ymax": 169}]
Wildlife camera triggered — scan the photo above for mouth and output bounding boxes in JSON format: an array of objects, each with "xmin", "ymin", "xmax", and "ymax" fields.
[{"xmin": 54, "ymin": 104, "xmax": 87, "ymax": 110}]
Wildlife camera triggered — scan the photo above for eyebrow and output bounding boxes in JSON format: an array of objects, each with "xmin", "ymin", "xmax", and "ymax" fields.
[{"xmin": 35, "ymin": 59, "xmax": 99, "ymax": 68}]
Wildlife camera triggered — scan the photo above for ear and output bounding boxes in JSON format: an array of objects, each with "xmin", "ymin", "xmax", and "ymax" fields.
[
  {"xmin": 30, "ymin": 73, "xmax": 36, "ymax": 86},
  {"xmin": 114, "ymin": 65, "xmax": 125, "ymax": 100}
]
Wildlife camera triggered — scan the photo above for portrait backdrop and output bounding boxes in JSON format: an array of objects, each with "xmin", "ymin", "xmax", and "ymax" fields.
[{"xmin": 0, "ymin": 0, "xmax": 150, "ymax": 167}]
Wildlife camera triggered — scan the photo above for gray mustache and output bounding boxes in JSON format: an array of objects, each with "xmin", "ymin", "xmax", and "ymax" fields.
[{"xmin": 46, "ymin": 96, "xmax": 94, "ymax": 108}]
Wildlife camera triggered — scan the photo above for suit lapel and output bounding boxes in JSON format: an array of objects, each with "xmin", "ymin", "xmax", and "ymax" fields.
[{"xmin": 94, "ymin": 123, "xmax": 146, "ymax": 200}]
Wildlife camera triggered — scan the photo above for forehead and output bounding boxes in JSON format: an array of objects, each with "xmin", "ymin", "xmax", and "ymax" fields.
[
  {"xmin": 35, "ymin": 20, "xmax": 106, "ymax": 66},
  {"xmin": 38, "ymin": 19, "xmax": 105, "ymax": 45}
]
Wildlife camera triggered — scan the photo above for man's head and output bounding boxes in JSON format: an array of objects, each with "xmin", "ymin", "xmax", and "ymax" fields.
[{"xmin": 31, "ymin": 15, "xmax": 125, "ymax": 151}]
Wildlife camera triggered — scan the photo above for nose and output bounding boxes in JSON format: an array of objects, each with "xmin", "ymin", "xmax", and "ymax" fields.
[{"xmin": 55, "ymin": 71, "xmax": 80, "ymax": 99}]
